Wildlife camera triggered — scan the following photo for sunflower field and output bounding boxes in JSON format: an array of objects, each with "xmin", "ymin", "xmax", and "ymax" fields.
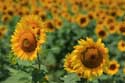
[{"xmin": 0, "ymin": 0, "xmax": 125, "ymax": 83}]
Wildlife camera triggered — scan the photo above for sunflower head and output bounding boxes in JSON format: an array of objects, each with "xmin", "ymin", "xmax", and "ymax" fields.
[
  {"xmin": 76, "ymin": 14, "xmax": 89, "ymax": 28},
  {"xmin": 1, "ymin": 14, "xmax": 11, "ymax": 23},
  {"xmin": 123, "ymin": 67, "xmax": 125, "ymax": 74},
  {"xmin": 97, "ymin": 19, "xmax": 105, "ymax": 25},
  {"xmin": 53, "ymin": 17, "xmax": 63, "ymax": 29},
  {"xmin": 11, "ymin": 15, "xmax": 46, "ymax": 61},
  {"xmin": 71, "ymin": 5, "xmax": 79, "ymax": 14},
  {"xmin": 11, "ymin": 23, "xmax": 39, "ymax": 61},
  {"xmin": 39, "ymin": 12, "xmax": 47, "ymax": 22},
  {"xmin": 109, "ymin": 9, "xmax": 122, "ymax": 17},
  {"xmin": 64, "ymin": 53, "xmax": 77, "ymax": 73},
  {"xmin": 5, "ymin": 6, "xmax": 15, "ymax": 16},
  {"xmin": 95, "ymin": 9, "xmax": 106, "ymax": 20},
  {"xmin": 105, "ymin": 16, "xmax": 115, "ymax": 25},
  {"xmin": 20, "ymin": 15, "xmax": 43, "ymax": 30},
  {"xmin": 95, "ymin": 25, "xmax": 108, "ymax": 39},
  {"xmin": 19, "ymin": 15, "xmax": 46, "ymax": 44},
  {"xmin": 44, "ymin": 20, "xmax": 56, "ymax": 32},
  {"xmin": 107, "ymin": 22, "xmax": 117, "ymax": 34},
  {"xmin": 32, "ymin": 7, "xmax": 41, "ymax": 15},
  {"xmin": 0, "ymin": 25, "xmax": 7, "ymax": 39},
  {"xmin": 64, "ymin": 38, "xmax": 109, "ymax": 80},
  {"xmin": 105, "ymin": 60, "xmax": 120, "ymax": 75},
  {"xmin": 87, "ymin": 11, "xmax": 96, "ymax": 20},
  {"xmin": 118, "ymin": 40, "xmax": 125, "ymax": 52},
  {"xmin": 117, "ymin": 23, "xmax": 125, "ymax": 35}
]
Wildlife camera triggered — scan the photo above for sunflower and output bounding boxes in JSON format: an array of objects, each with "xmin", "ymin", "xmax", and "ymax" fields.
[
  {"xmin": 43, "ymin": 20, "xmax": 56, "ymax": 32},
  {"xmin": 64, "ymin": 53, "xmax": 78, "ymax": 73},
  {"xmin": 107, "ymin": 22, "xmax": 118, "ymax": 34},
  {"xmin": 17, "ymin": 9, "xmax": 24, "ymax": 16},
  {"xmin": 50, "ymin": 7, "xmax": 60, "ymax": 16},
  {"xmin": 123, "ymin": 67, "xmax": 125, "ymax": 74},
  {"xmin": 82, "ymin": 1, "xmax": 90, "ymax": 11},
  {"xmin": 61, "ymin": 11, "xmax": 70, "ymax": 20},
  {"xmin": 109, "ymin": 8, "xmax": 124, "ymax": 17},
  {"xmin": 19, "ymin": 15, "xmax": 43, "ymax": 30},
  {"xmin": 118, "ymin": 40, "xmax": 125, "ymax": 52},
  {"xmin": 1, "ymin": 14, "xmax": 12, "ymax": 23},
  {"xmin": 31, "ymin": 7, "xmax": 41, "ymax": 15},
  {"xmin": 105, "ymin": 16, "xmax": 115, "ymax": 25},
  {"xmin": 11, "ymin": 23, "xmax": 45, "ymax": 61},
  {"xmin": 29, "ymin": 0, "xmax": 37, "ymax": 8},
  {"xmin": 76, "ymin": 14, "xmax": 89, "ymax": 28},
  {"xmin": 5, "ymin": 6, "xmax": 15, "ymax": 16},
  {"xmin": 105, "ymin": 60, "xmax": 120, "ymax": 75},
  {"xmin": 95, "ymin": 9, "xmax": 107, "ymax": 20},
  {"xmin": 64, "ymin": 38, "xmax": 109, "ymax": 80},
  {"xmin": 117, "ymin": 22, "xmax": 125, "ymax": 35},
  {"xmin": 21, "ymin": 7, "xmax": 30, "ymax": 16},
  {"xmin": 39, "ymin": 11, "xmax": 47, "ymax": 22},
  {"xmin": 31, "ymin": 7, "xmax": 47, "ymax": 22},
  {"xmin": 116, "ymin": 9, "xmax": 124, "ymax": 17},
  {"xmin": 11, "ymin": 15, "xmax": 46, "ymax": 60},
  {"xmin": 19, "ymin": 15, "xmax": 46, "ymax": 44},
  {"xmin": 71, "ymin": 4, "xmax": 79, "ymax": 14},
  {"xmin": 95, "ymin": 11, "xmax": 107, "ymax": 25},
  {"xmin": 18, "ymin": 0, "xmax": 29, "ymax": 7},
  {"xmin": 0, "ymin": 25, "xmax": 7, "ymax": 39},
  {"xmin": 97, "ymin": 19, "xmax": 105, "ymax": 25},
  {"xmin": 53, "ymin": 17, "xmax": 63, "ymax": 29},
  {"xmin": 0, "ymin": 2, "xmax": 8, "ymax": 13},
  {"xmin": 87, "ymin": 11, "xmax": 96, "ymax": 20},
  {"xmin": 95, "ymin": 25, "xmax": 108, "ymax": 39}
]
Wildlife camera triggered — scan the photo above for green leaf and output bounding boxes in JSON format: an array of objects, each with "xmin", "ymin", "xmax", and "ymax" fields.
[
  {"xmin": 61, "ymin": 73, "xmax": 80, "ymax": 83},
  {"xmin": 1, "ymin": 67, "xmax": 31, "ymax": 83},
  {"xmin": 32, "ymin": 68, "xmax": 46, "ymax": 83}
]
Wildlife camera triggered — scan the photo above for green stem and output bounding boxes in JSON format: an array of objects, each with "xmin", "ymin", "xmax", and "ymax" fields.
[
  {"xmin": 37, "ymin": 54, "xmax": 41, "ymax": 83},
  {"xmin": 37, "ymin": 54, "xmax": 41, "ymax": 70}
]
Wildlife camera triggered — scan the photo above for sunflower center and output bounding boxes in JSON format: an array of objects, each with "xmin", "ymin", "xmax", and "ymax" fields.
[
  {"xmin": 0, "ymin": 32, "xmax": 2, "ymax": 36},
  {"xmin": 41, "ymin": 15, "xmax": 46, "ymax": 21},
  {"xmin": 120, "ymin": 26, "xmax": 125, "ymax": 33},
  {"xmin": 34, "ymin": 10, "xmax": 39, "ymax": 15},
  {"xmin": 110, "ymin": 26, "xmax": 114, "ymax": 30},
  {"xmin": 29, "ymin": 22, "xmax": 38, "ymax": 29},
  {"xmin": 107, "ymin": 18, "xmax": 114, "ymax": 24},
  {"xmin": 80, "ymin": 17, "xmax": 86, "ymax": 24},
  {"xmin": 98, "ymin": 20, "xmax": 103, "ymax": 25},
  {"xmin": 23, "ymin": 39, "xmax": 30, "ymax": 47},
  {"xmin": 8, "ymin": 10, "xmax": 14, "ymax": 16},
  {"xmin": 109, "ymin": 64, "xmax": 116, "ymax": 70},
  {"xmin": 90, "ymin": 55, "xmax": 96, "ymax": 59},
  {"xmin": 121, "ymin": 42, "xmax": 125, "ymax": 47},
  {"xmin": 81, "ymin": 48, "xmax": 103, "ymax": 68},
  {"xmin": 98, "ymin": 30, "xmax": 106, "ymax": 37},
  {"xmin": 20, "ymin": 32, "xmax": 37, "ymax": 52},
  {"xmin": 111, "ymin": 12, "xmax": 116, "ymax": 17},
  {"xmin": 57, "ymin": 21, "xmax": 62, "ymax": 26},
  {"xmin": 88, "ymin": 14, "xmax": 93, "ymax": 20},
  {"xmin": 47, "ymin": 22, "xmax": 54, "ymax": 29}
]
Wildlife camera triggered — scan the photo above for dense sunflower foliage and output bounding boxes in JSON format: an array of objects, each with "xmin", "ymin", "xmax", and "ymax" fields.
[{"xmin": 0, "ymin": 0, "xmax": 125, "ymax": 83}]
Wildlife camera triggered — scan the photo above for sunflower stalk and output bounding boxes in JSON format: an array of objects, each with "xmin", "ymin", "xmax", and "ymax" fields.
[
  {"xmin": 37, "ymin": 54, "xmax": 41, "ymax": 83},
  {"xmin": 37, "ymin": 54, "xmax": 41, "ymax": 70},
  {"xmin": 80, "ymin": 78, "xmax": 87, "ymax": 83}
]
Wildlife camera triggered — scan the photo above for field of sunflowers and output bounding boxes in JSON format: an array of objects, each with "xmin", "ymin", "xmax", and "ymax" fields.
[{"xmin": 0, "ymin": 0, "xmax": 125, "ymax": 83}]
